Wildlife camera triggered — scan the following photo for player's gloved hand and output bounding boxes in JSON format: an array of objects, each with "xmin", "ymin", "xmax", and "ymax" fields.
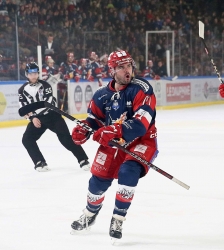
[
  {"xmin": 93, "ymin": 124, "xmax": 122, "ymax": 147},
  {"xmin": 218, "ymin": 84, "xmax": 224, "ymax": 98},
  {"xmin": 72, "ymin": 121, "xmax": 91, "ymax": 145}
]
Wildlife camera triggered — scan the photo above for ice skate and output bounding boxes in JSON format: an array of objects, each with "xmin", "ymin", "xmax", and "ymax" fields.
[
  {"xmin": 34, "ymin": 161, "xmax": 50, "ymax": 172},
  {"xmin": 109, "ymin": 214, "xmax": 125, "ymax": 244},
  {"xmin": 79, "ymin": 159, "xmax": 90, "ymax": 171},
  {"xmin": 71, "ymin": 208, "xmax": 100, "ymax": 234}
]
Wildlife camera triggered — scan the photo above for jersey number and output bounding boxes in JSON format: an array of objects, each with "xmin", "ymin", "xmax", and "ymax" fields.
[
  {"xmin": 45, "ymin": 88, "xmax": 52, "ymax": 94},
  {"xmin": 116, "ymin": 51, "xmax": 127, "ymax": 57}
]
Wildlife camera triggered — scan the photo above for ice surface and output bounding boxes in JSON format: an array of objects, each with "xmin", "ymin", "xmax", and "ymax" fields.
[{"xmin": 0, "ymin": 104, "xmax": 224, "ymax": 250}]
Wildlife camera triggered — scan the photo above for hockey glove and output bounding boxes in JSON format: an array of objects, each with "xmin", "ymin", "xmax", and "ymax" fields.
[
  {"xmin": 93, "ymin": 124, "xmax": 122, "ymax": 147},
  {"xmin": 72, "ymin": 121, "xmax": 91, "ymax": 145},
  {"xmin": 219, "ymin": 84, "xmax": 224, "ymax": 98}
]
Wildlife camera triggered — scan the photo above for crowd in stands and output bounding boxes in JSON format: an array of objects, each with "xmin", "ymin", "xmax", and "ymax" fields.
[{"xmin": 0, "ymin": 0, "xmax": 224, "ymax": 82}]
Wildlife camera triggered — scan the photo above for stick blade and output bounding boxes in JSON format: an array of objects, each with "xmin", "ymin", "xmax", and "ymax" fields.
[
  {"xmin": 198, "ymin": 20, "xmax": 204, "ymax": 39},
  {"xmin": 18, "ymin": 101, "xmax": 45, "ymax": 116},
  {"xmin": 172, "ymin": 177, "xmax": 190, "ymax": 190}
]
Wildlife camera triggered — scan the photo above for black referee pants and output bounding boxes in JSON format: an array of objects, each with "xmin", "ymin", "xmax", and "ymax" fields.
[{"xmin": 22, "ymin": 111, "xmax": 88, "ymax": 165}]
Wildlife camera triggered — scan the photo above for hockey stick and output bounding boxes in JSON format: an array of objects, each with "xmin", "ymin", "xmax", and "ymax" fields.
[
  {"xmin": 18, "ymin": 101, "xmax": 46, "ymax": 116},
  {"xmin": 198, "ymin": 20, "xmax": 224, "ymax": 84},
  {"xmin": 60, "ymin": 90, "xmax": 67, "ymax": 111},
  {"xmin": 18, "ymin": 101, "xmax": 190, "ymax": 190}
]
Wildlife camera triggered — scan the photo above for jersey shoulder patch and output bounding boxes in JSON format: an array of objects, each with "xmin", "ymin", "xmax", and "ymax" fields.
[{"xmin": 132, "ymin": 77, "xmax": 152, "ymax": 93}]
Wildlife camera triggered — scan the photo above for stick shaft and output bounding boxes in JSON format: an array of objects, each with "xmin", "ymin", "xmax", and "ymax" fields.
[
  {"xmin": 199, "ymin": 21, "xmax": 224, "ymax": 84},
  {"xmin": 46, "ymin": 102, "xmax": 190, "ymax": 190},
  {"xmin": 19, "ymin": 101, "xmax": 190, "ymax": 190}
]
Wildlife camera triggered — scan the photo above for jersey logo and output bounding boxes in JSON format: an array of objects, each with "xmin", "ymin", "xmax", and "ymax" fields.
[
  {"xmin": 98, "ymin": 94, "xmax": 107, "ymax": 100},
  {"xmin": 96, "ymin": 151, "xmax": 107, "ymax": 165},
  {"xmin": 126, "ymin": 101, "xmax": 132, "ymax": 107},
  {"xmin": 112, "ymin": 100, "xmax": 119, "ymax": 111},
  {"xmin": 134, "ymin": 144, "xmax": 147, "ymax": 154}
]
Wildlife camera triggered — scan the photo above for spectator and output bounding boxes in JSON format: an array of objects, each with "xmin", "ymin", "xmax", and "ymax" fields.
[
  {"xmin": 119, "ymin": 7, "xmax": 127, "ymax": 22},
  {"xmin": 2, "ymin": 0, "xmax": 224, "ymax": 79},
  {"xmin": 154, "ymin": 60, "xmax": 167, "ymax": 77},
  {"xmin": 42, "ymin": 32, "xmax": 59, "ymax": 60},
  {"xmin": 0, "ymin": 54, "xmax": 9, "ymax": 77},
  {"xmin": 106, "ymin": 0, "xmax": 115, "ymax": 9},
  {"xmin": 9, "ymin": 60, "xmax": 27, "ymax": 80},
  {"xmin": 146, "ymin": 9, "xmax": 154, "ymax": 20},
  {"xmin": 138, "ymin": 54, "xmax": 145, "ymax": 73}
]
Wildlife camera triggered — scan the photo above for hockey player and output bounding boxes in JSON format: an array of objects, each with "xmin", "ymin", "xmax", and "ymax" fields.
[
  {"xmin": 18, "ymin": 62, "xmax": 90, "ymax": 172},
  {"xmin": 77, "ymin": 58, "xmax": 93, "ymax": 81},
  {"xmin": 42, "ymin": 57, "xmax": 58, "ymax": 80},
  {"xmin": 71, "ymin": 50, "xmax": 158, "ymax": 240},
  {"xmin": 59, "ymin": 52, "xmax": 80, "ymax": 82},
  {"xmin": 100, "ymin": 54, "xmax": 110, "ymax": 78},
  {"xmin": 89, "ymin": 51, "xmax": 103, "ymax": 86},
  {"xmin": 42, "ymin": 56, "xmax": 52, "ymax": 69},
  {"xmin": 142, "ymin": 60, "xmax": 157, "ymax": 79},
  {"xmin": 218, "ymin": 84, "xmax": 224, "ymax": 98}
]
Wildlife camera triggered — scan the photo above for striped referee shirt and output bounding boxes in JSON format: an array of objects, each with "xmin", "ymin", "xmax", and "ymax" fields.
[{"xmin": 18, "ymin": 79, "xmax": 57, "ymax": 116}]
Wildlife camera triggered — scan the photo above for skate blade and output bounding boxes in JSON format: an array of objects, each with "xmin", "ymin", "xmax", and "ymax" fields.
[
  {"xmin": 36, "ymin": 167, "xmax": 50, "ymax": 172},
  {"xmin": 81, "ymin": 164, "xmax": 90, "ymax": 171},
  {"xmin": 70, "ymin": 228, "xmax": 91, "ymax": 235},
  {"xmin": 111, "ymin": 237, "xmax": 119, "ymax": 245}
]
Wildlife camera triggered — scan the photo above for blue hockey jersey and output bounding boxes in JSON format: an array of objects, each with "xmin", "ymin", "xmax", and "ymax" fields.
[{"xmin": 86, "ymin": 77, "xmax": 156, "ymax": 143}]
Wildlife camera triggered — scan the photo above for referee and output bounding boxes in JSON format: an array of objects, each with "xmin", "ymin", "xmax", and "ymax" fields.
[{"xmin": 18, "ymin": 62, "xmax": 90, "ymax": 172}]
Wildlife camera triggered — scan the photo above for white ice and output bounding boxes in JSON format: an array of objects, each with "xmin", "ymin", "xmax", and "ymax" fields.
[{"xmin": 0, "ymin": 104, "xmax": 224, "ymax": 250}]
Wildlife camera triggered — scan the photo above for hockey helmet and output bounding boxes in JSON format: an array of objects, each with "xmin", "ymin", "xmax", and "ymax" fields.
[
  {"xmin": 108, "ymin": 50, "xmax": 134, "ymax": 77},
  {"xmin": 108, "ymin": 50, "xmax": 134, "ymax": 68},
  {"xmin": 25, "ymin": 62, "xmax": 39, "ymax": 75}
]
